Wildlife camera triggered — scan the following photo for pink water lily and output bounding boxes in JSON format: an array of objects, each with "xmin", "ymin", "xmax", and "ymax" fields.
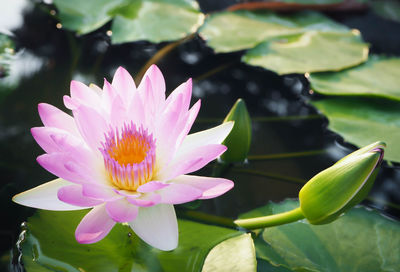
[{"xmin": 13, "ymin": 65, "xmax": 234, "ymax": 251}]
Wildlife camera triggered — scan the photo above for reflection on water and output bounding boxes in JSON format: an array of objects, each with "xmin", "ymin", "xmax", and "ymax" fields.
[
  {"xmin": 0, "ymin": 0, "xmax": 32, "ymax": 35},
  {"xmin": 1, "ymin": 50, "xmax": 46, "ymax": 89},
  {"xmin": 0, "ymin": 1, "xmax": 399, "ymax": 270}
]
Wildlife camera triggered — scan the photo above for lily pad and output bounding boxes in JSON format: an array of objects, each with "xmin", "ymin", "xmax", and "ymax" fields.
[
  {"xmin": 240, "ymin": 199, "xmax": 400, "ymax": 272},
  {"xmin": 312, "ymin": 97, "xmax": 400, "ymax": 163},
  {"xmin": 21, "ymin": 209, "xmax": 249, "ymax": 272},
  {"xmin": 243, "ymin": 31, "xmax": 368, "ymax": 74},
  {"xmin": 53, "ymin": 0, "xmax": 204, "ymax": 43},
  {"xmin": 202, "ymin": 233, "xmax": 256, "ymax": 272},
  {"xmin": 111, "ymin": 0, "xmax": 204, "ymax": 44},
  {"xmin": 0, "ymin": 34, "xmax": 15, "ymax": 78},
  {"xmin": 53, "ymin": 0, "xmax": 124, "ymax": 34},
  {"xmin": 199, "ymin": 10, "xmax": 348, "ymax": 53},
  {"xmin": 309, "ymin": 56, "xmax": 400, "ymax": 100}
]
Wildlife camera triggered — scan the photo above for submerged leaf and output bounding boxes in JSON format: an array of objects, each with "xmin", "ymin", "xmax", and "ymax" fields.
[
  {"xmin": 309, "ymin": 56, "xmax": 400, "ymax": 101},
  {"xmin": 21, "ymin": 209, "xmax": 244, "ymax": 272},
  {"xmin": 243, "ymin": 31, "xmax": 368, "ymax": 74},
  {"xmin": 312, "ymin": 97, "xmax": 400, "ymax": 163},
  {"xmin": 242, "ymin": 199, "xmax": 400, "ymax": 272}
]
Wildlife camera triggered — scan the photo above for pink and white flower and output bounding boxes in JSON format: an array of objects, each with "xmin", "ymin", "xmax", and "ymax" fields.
[{"xmin": 13, "ymin": 65, "xmax": 234, "ymax": 251}]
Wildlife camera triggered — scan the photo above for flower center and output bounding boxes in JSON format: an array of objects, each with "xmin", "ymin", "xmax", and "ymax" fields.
[{"xmin": 100, "ymin": 122, "xmax": 156, "ymax": 191}]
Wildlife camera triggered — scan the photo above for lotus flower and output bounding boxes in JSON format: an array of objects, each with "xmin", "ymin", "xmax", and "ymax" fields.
[{"xmin": 13, "ymin": 65, "xmax": 234, "ymax": 251}]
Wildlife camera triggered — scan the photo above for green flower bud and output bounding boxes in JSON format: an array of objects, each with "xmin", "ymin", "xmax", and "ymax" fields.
[
  {"xmin": 221, "ymin": 99, "xmax": 252, "ymax": 163},
  {"xmin": 299, "ymin": 141, "xmax": 385, "ymax": 225}
]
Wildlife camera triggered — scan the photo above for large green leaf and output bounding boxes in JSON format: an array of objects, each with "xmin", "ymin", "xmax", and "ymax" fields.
[
  {"xmin": 0, "ymin": 34, "xmax": 15, "ymax": 78},
  {"xmin": 309, "ymin": 56, "xmax": 400, "ymax": 100},
  {"xmin": 243, "ymin": 31, "xmax": 368, "ymax": 74},
  {"xmin": 311, "ymin": 97, "xmax": 400, "ymax": 163},
  {"xmin": 111, "ymin": 0, "xmax": 204, "ymax": 44},
  {"xmin": 21, "ymin": 209, "xmax": 248, "ymax": 272},
  {"xmin": 199, "ymin": 10, "xmax": 348, "ymax": 53},
  {"xmin": 202, "ymin": 233, "xmax": 256, "ymax": 272},
  {"xmin": 53, "ymin": 0, "xmax": 124, "ymax": 34},
  {"xmin": 241, "ymin": 199, "xmax": 400, "ymax": 272},
  {"xmin": 53, "ymin": 0, "xmax": 204, "ymax": 43}
]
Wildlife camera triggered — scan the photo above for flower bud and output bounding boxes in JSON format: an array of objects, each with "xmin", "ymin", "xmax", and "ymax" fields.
[
  {"xmin": 221, "ymin": 99, "xmax": 252, "ymax": 163},
  {"xmin": 299, "ymin": 141, "xmax": 385, "ymax": 225}
]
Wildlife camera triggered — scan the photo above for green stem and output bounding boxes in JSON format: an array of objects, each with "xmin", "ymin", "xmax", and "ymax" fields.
[
  {"xmin": 193, "ymin": 61, "xmax": 236, "ymax": 82},
  {"xmin": 136, "ymin": 33, "xmax": 195, "ymax": 82},
  {"xmin": 176, "ymin": 210, "xmax": 236, "ymax": 229},
  {"xmin": 366, "ymin": 196, "xmax": 400, "ymax": 210},
  {"xmin": 235, "ymin": 207, "xmax": 305, "ymax": 229},
  {"xmin": 248, "ymin": 149, "xmax": 327, "ymax": 161}
]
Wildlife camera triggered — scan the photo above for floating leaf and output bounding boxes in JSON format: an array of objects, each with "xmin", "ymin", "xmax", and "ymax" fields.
[
  {"xmin": 309, "ymin": 56, "xmax": 400, "ymax": 100},
  {"xmin": 21, "ymin": 209, "xmax": 246, "ymax": 272},
  {"xmin": 227, "ymin": 0, "xmax": 368, "ymax": 13},
  {"xmin": 312, "ymin": 97, "xmax": 400, "ymax": 163},
  {"xmin": 0, "ymin": 34, "xmax": 15, "ymax": 78},
  {"xmin": 111, "ymin": 0, "xmax": 204, "ymax": 44},
  {"xmin": 53, "ymin": 0, "xmax": 124, "ymax": 34},
  {"xmin": 199, "ymin": 10, "xmax": 348, "ymax": 53},
  {"xmin": 243, "ymin": 31, "xmax": 368, "ymax": 74},
  {"xmin": 53, "ymin": 0, "xmax": 204, "ymax": 43},
  {"xmin": 241, "ymin": 199, "xmax": 400, "ymax": 272},
  {"xmin": 202, "ymin": 234, "xmax": 256, "ymax": 272}
]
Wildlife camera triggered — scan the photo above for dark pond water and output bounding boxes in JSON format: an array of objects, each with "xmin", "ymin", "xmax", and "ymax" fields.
[{"xmin": 1, "ymin": 1, "xmax": 400, "ymax": 270}]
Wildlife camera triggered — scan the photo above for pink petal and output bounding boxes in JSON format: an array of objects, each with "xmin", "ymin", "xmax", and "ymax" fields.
[
  {"xmin": 105, "ymin": 198, "xmax": 138, "ymax": 222},
  {"xmin": 165, "ymin": 78, "xmax": 192, "ymax": 112},
  {"xmin": 155, "ymin": 93, "xmax": 185, "ymax": 164},
  {"xmin": 138, "ymin": 76, "xmax": 157, "ymax": 130},
  {"xmin": 57, "ymin": 185, "xmax": 103, "ymax": 207},
  {"xmin": 127, "ymin": 91, "xmax": 146, "ymax": 128},
  {"xmin": 126, "ymin": 193, "xmax": 161, "ymax": 207},
  {"xmin": 112, "ymin": 67, "xmax": 136, "ymax": 102},
  {"xmin": 141, "ymin": 64, "xmax": 165, "ymax": 103},
  {"xmin": 174, "ymin": 100, "xmax": 201, "ymax": 150},
  {"xmin": 170, "ymin": 175, "xmax": 234, "ymax": 199},
  {"xmin": 155, "ymin": 99, "xmax": 201, "ymax": 171},
  {"xmin": 110, "ymin": 95, "xmax": 128, "ymax": 128},
  {"xmin": 38, "ymin": 103, "xmax": 80, "ymax": 136},
  {"xmin": 63, "ymin": 95, "xmax": 79, "ymax": 110},
  {"xmin": 82, "ymin": 184, "xmax": 122, "ymax": 201},
  {"xmin": 31, "ymin": 127, "xmax": 88, "ymax": 155},
  {"xmin": 73, "ymin": 104, "xmax": 109, "ymax": 151},
  {"xmin": 137, "ymin": 181, "xmax": 169, "ymax": 193},
  {"xmin": 37, "ymin": 153, "xmax": 91, "ymax": 185},
  {"xmin": 158, "ymin": 144, "xmax": 227, "ymax": 180},
  {"xmin": 102, "ymin": 79, "xmax": 117, "ymax": 111},
  {"xmin": 70, "ymin": 80, "xmax": 101, "ymax": 109},
  {"xmin": 128, "ymin": 204, "xmax": 178, "ymax": 251},
  {"xmin": 178, "ymin": 122, "xmax": 234, "ymax": 155},
  {"xmin": 75, "ymin": 204, "xmax": 116, "ymax": 244},
  {"xmin": 12, "ymin": 178, "xmax": 85, "ymax": 211},
  {"xmin": 158, "ymin": 183, "xmax": 202, "ymax": 204}
]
